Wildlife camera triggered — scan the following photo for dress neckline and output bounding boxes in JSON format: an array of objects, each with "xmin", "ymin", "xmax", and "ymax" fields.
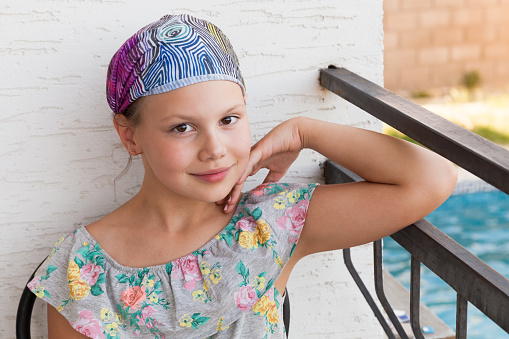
[{"xmin": 78, "ymin": 193, "xmax": 247, "ymax": 274}]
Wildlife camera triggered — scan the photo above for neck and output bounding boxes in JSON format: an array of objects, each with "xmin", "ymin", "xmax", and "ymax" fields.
[{"xmin": 124, "ymin": 178, "xmax": 228, "ymax": 234}]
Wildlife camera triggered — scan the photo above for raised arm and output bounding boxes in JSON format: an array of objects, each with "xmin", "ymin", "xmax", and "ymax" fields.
[{"xmin": 231, "ymin": 116, "xmax": 457, "ymax": 258}]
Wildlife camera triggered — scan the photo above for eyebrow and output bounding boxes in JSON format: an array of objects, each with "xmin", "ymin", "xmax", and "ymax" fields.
[{"xmin": 159, "ymin": 103, "xmax": 246, "ymax": 123}]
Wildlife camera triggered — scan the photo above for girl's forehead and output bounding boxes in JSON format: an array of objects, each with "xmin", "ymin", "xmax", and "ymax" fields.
[{"xmin": 141, "ymin": 80, "xmax": 246, "ymax": 121}]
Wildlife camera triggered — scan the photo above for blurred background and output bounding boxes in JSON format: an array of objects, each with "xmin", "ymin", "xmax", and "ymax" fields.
[{"xmin": 382, "ymin": 1, "xmax": 509, "ymax": 338}]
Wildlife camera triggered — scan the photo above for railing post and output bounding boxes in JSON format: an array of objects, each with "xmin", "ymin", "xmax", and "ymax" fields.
[
  {"xmin": 374, "ymin": 240, "xmax": 410, "ymax": 339},
  {"xmin": 410, "ymin": 257, "xmax": 425, "ymax": 339},
  {"xmin": 456, "ymin": 294, "xmax": 468, "ymax": 339}
]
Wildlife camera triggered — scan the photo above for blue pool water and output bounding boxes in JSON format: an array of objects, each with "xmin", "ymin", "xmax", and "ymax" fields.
[{"xmin": 383, "ymin": 189, "xmax": 509, "ymax": 338}]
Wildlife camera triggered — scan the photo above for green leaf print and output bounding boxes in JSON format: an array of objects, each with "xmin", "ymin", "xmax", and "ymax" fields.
[
  {"xmin": 265, "ymin": 278, "xmax": 274, "ymax": 292},
  {"xmin": 96, "ymin": 272, "xmax": 105, "ymax": 284},
  {"xmin": 134, "ymin": 277, "xmax": 142, "ymax": 286},
  {"xmin": 90, "ymin": 283, "xmax": 104, "ymax": 296},
  {"xmin": 75, "ymin": 244, "xmax": 90, "ymax": 258},
  {"xmin": 116, "ymin": 274, "xmax": 129, "ymax": 284},
  {"xmin": 46, "ymin": 265, "xmax": 57, "ymax": 275},
  {"xmin": 129, "ymin": 275, "xmax": 136, "ymax": 285},
  {"xmin": 165, "ymin": 263, "xmax": 173, "ymax": 275},
  {"xmin": 258, "ymin": 271, "xmax": 267, "ymax": 278},
  {"xmin": 74, "ymin": 256, "xmax": 84, "ymax": 268},
  {"xmin": 43, "ymin": 290, "xmax": 51, "ymax": 298},
  {"xmin": 289, "ymin": 243, "xmax": 297, "ymax": 258},
  {"xmin": 223, "ymin": 232, "xmax": 233, "ymax": 246},
  {"xmin": 194, "ymin": 315, "xmax": 210, "ymax": 325},
  {"xmin": 252, "ymin": 207, "xmax": 262, "ymax": 220},
  {"xmin": 236, "ymin": 261, "xmax": 247, "ymax": 278},
  {"xmin": 154, "ymin": 280, "xmax": 161, "ymax": 291}
]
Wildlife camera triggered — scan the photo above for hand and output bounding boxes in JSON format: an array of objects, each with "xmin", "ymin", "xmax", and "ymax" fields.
[{"xmin": 218, "ymin": 117, "xmax": 305, "ymax": 213}]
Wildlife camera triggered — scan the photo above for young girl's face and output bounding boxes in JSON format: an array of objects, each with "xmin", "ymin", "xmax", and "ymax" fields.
[{"xmin": 131, "ymin": 80, "xmax": 251, "ymax": 203}]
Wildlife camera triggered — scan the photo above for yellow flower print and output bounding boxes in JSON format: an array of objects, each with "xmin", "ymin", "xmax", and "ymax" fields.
[
  {"xmin": 33, "ymin": 286, "xmax": 45, "ymax": 298},
  {"xmin": 69, "ymin": 278, "xmax": 90, "ymax": 301},
  {"xmin": 101, "ymin": 307, "xmax": 115, "ymax": 320},
  {"xmin": 216, "ymin": 317, "xmax": 229, "ymax": 331},
  {"xmin": 149, "ymin": 292, "xmax": 159, "ymax": 303},
  {"xmin": 275, "ymin": 255, "xmax": 283, "ymax": 268},
  {"xmin": 239, "ymin": 231, "xmax": 256, "ymax": 249},
  {"xmin": 141, "ymin": 276, "xmax": 155, "ymax": 288},
  {"xmin": 200, "ymin": 261, "xmax": 211, "ymax": 275},
  {"xmin": 255, "ymin": 220, "xmax": 271, "ymax": 244},
  {"xmin": 83, "ymin": 241, "xmax": 88, "ymax": 246},
  {"xmin": 252, "ymin": 295, "xmax": 272, "ymax": 315},
  {"xmin": 107, "ymin": 322, "xmax": 119, "ymax": 332},
  {"xmin": 273, "ymin": 196, "xmax": 286, "ymax": 210},
  {"xmin": 179, "ymin": 314, "xmax": 193, "ymax": 328},
  {"xmin": 210, "ymin": 268, "xmax": 222, "ymax": 284},
  {"xmin": 55, "ymin": 236, "xmax": 65, "ymax": 246},
  {"xmin": 254, "ymin": 276, "xmax": 266, "ymax": 290},
  {"xmin": 267, "ymin": 304, "xmax": 279, "ymax": 324},
  {"xmin": 215, "ymin": 234, "xmax": 221, "ymax": 240},
  {"xmin": 287, "ymin": 190, "xmax": 301, "ymax": 203},
  {"xmin": 203, "ymin": 280, "xmax": 210, "ymax": 292},
  {"xmin": 56, "ymin": 304, "xmax": 64, "ymax": 312},
  {"xmin": 115, "ymin": 313, "xmax": 123, "ymax": 325},
  {"xmin": 192, "ymin": 290, "xmax": 206, "ymax": 302},
  {"xmin": 67, "ymin": 260, "xmax": 81, "ymax": 282}
]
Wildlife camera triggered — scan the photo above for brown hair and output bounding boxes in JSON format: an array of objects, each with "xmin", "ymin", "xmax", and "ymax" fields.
[{"xmin": 113, "ymin": 98, "xmax": 145, "ymax": 200}]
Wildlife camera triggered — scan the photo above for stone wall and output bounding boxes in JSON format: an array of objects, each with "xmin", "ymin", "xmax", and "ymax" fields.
[
  {"xmin": 384, "ymin": 0, "xmax": 509, "ymax": 93},
  {"xmin": 1, "ymin": 1, "xmax": 384, "ymax": 338}
]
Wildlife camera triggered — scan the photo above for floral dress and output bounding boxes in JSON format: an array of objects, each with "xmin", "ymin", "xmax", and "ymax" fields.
[{"xmin": 28, "ymin": 182, "xmax": 318, "ymax": 339}]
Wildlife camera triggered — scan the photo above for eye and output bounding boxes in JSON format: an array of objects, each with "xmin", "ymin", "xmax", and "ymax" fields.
[
  {"xmin": 220, "ymin": 116, "xmax": 239, "ymax": 125},
  {"xmin": 172, "ymin": 123, "xmax": 194, "ymax": 133}
]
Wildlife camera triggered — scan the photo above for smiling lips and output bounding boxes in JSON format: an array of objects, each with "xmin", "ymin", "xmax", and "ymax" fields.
[{"xmin": 191, "ymin": 166, "xmax": 232, "ymax": 183}]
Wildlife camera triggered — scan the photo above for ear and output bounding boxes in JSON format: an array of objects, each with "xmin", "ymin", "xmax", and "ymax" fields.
[
  {"xmin": 243, "ymin": 93, "xmax": 248, "ymax": 103},
  {"xmin": 113, "ymin": 115, "xmax": 140, "ymax": 155}
]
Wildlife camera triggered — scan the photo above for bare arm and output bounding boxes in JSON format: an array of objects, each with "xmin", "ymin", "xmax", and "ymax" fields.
[
  {"xmin": 47, "ymin": 304, "xmax": 89, "ymax": 339},
  {"xmin": 295, "ymin": 117, "xmax": 457, "ymax": 256},
  {"xmin": 231, "ymin": 117, "xmax": 457, "ymax": 258}
]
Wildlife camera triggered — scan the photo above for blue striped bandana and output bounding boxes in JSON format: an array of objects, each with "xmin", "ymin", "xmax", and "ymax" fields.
[{"xmin": 107, "ymin": 14, "xmax": 245, "ymax": 114}]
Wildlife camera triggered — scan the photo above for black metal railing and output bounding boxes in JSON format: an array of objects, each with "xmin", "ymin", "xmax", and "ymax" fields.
[{"xmin": 320, "ymin": 67, "xmax": 509, "ymax": 339}]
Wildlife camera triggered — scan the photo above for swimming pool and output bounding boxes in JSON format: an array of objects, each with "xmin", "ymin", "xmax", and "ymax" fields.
[{"xmin": 383, "ymin": 188, "xmax": 509, "ymax": 338}]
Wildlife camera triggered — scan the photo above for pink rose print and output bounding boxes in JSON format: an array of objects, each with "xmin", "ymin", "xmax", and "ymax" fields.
[
  {"xmin": 234, "ymin": 284, "xmax": 258, "ymax": 311},
  {"xmin": 237, "ymin": 216, "xmax": 257, "ymax": 232},
  {"xmin": 252, "ymin": 183, "xmax": 270, "ymax": 196},
  {"xmin": 27, "ymin": 276, "xmax": 41, "ymax": 291},
  {"xmin": 72, "ymin": 310, "xmax": 105, "ymax": 339},
  {"xmin": 80, "ymin": 263, "xmax": 102, "ymax": 286},
  {"xmin": 121, "ymin": 286, "xmax": 146, "ymax": 310},
  {"xmin": 136, "ymin": 305, "xmax": 156, "ymax": 326},
  {"xmin": 171, "ymin": 254, "xmax": 203, "ymax": 290},
  {"xmin": 277, "ymin": 199, "xmax": 309, "ymax": 243}
]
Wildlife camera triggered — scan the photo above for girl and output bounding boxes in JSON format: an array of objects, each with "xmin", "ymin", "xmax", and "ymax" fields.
[{"xmin": 28, "ymin": 14, "xmax": 457, "ymax": 339}]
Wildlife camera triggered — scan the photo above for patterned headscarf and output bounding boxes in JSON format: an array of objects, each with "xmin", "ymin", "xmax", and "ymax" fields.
[{"xmin": 106, "ymin": 14, "xmax": 245, "ymax": 115}]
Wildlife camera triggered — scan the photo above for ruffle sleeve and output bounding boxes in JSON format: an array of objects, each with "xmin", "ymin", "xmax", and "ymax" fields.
[{"xmin": 27, "ymin": 182, "xmax": 318, "ymax": 339}]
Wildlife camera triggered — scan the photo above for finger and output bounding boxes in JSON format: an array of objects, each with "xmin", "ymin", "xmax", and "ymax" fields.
[
  {"xmin": 224, "ymin": 181, "xmax": 244, "ymax": 213},
  {"xmin": 238, "ymin": 148, "xmax": 263, "ymax": 184},
  {"xmin": 215, "ymin": 196, "xmax": 228, "ymax": 205}
]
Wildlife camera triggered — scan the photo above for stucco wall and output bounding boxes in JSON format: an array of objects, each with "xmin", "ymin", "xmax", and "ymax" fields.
[
  {"xmin": 384, "ymin": 0, "xmax": 509, "ymax": 93},
  {"xmin": 1, "ymin": 1, "xmax": 384, "ymax": 338}
]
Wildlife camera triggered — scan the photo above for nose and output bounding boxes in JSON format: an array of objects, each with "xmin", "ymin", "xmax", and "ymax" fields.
[{"xmin": 198, "ymin": 129, "xmax": 227, "ymax": 161}]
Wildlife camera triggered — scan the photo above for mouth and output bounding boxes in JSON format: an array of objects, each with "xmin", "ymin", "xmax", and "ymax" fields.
[{"xmin": 190, "ymin": 166, "xmax": 232, "ymax": 183}]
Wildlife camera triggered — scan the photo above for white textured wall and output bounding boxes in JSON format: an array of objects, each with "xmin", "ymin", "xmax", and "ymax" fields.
[{"xmin": 1, "ymin": 1, "xmax": 384, "ymax": 338}]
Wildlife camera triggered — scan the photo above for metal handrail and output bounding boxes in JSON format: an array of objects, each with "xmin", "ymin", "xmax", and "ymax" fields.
[{"xmin": 320, "ymin": 67, "xmax": 509, "ymax": 338}]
